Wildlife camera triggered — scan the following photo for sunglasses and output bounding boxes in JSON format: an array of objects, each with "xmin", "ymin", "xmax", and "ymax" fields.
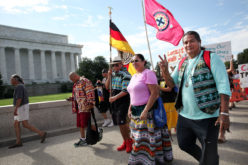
[{"xmin": 131, "ymin": 60, "xmax": 141, "ymax": 63}]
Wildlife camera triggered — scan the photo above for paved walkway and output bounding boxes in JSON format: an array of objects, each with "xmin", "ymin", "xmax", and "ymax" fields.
[{"xmin": 0, "ymin": 101, "xmax": 248, "ymax": 165}]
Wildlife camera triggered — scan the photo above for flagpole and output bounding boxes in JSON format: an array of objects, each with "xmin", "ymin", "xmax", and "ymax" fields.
[
  {"xmin": 141, "ymin": 0, "xmax": 154, "ymax": 71},
  {"xmin": 108, "ymin": 6, "xmax": 113, "ymax": 97}
]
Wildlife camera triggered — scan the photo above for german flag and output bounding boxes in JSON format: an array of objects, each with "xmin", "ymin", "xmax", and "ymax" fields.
[{"xmin": 110, "ymin": 20, "xmax": 136, "ymax": 75}]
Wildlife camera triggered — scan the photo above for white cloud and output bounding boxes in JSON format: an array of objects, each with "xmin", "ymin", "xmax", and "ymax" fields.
[
  {"xmin": 52, "ymin": 15, "xmax": 70, "ymax": 21},
  {"xmin": 0, "ymin": 0, "xmax": 49, "ymax": 13},
  {"xmin": 97, "ymin": 15, "xmax": 105, "ymax": 20},
  {"xmin": 206, "ymin": 27, "xmax": 248, "ymax": 54},
  {"xmin": 80, "ymin": 41, "xmax": 110, "ymax": 60},
  {"xmin": 79, "ymin": 15, "xmax": 96, "ymax": 28},
  {"xmin": 233, "ymin": 21, "xmax": 244, "ymax": 30},
  {"xmin": 32, "ymin": 6, "xmax": 50, "ymax": 13},
  {"xmin": 70, "ymin": 6, "xmax": 84, "ymax": 11},
  {"xmin": 244, "ymin": 15, "xmax": 248, "ymax": 20},
  {"xmin": 55, "ymin": 5, "xmax": 68, "ymax": 10},
  {"xmin": 217, "ymin": 0, "xmax": 224, "ymax": 6}
]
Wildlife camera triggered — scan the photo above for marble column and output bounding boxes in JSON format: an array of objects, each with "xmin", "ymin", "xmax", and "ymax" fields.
[
  {"xmin": 78, "ymin": 54, "xmax": 82, "ymax": 62},
  {"xmin": 40, "ymin": 50, "xmax": 47, "ymax": 80},
  {"xmin": 74, "ymin": 53, "xmax": 78, "ymax": 69},
  {"xmin": 51, "ymin": 51, "xmax": 57, "ymax": 80},
  {"xmin": 28, "ymin": 49, "xmax": 35, "ymax": 80},
  {"xmin": 70, "ymin": 53, "xmax": 75, "ymax": 72},
  {"xmin": 61, "ymin": 52, "xmax": 67, "ymax": 80},
  {"xmin": 14, "ymin": 48, "xmax": 21, "ymax": 76},
  {"xmin": 77, "ymin": 54, "xmax": 81, "ymax": 69},
  {"xmin": 0, "ymin": 47, "xmax": 7, "ymax": 83}
]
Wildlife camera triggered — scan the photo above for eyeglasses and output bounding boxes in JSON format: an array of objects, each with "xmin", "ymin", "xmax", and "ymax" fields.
[{"xmin": 131, "ymin": 60, "xmax": 141, "ymax": 63}]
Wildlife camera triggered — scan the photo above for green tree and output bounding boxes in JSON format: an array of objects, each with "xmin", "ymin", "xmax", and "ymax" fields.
[
  {"xmin": 93, "ymin": 56, "xmax": 109, "ymax": 83},
  {"xmin": 155, "ymin": 62, "xmax": 161, "ymax": 78},
  {"xmin": 77, "ymin": 56, "xmax": 109, "ymax": 85},
  {"xmin": 0, "ymin": 73, "xmax": 4, "ymax": 98},
  {"xmin": 224, "ymin": 60, "xmax": 238, "ymax": 70},
  {"xmin": 237, "ymin": 48, "xmax": 248, "ymax": 65},
  {"xmin": 145, "ymin": 60, "xmax": 151, "ymax": 69},
  {"xmin": 77, "ymin": 57, "xmax": 95, "ymax": 83}
]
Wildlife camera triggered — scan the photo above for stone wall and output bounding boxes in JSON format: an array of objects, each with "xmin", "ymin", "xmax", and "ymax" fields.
[
  {"xmin": 0, "ymin": 100, "xmax": 102, "ymax": 140},
  {"xmin": 25, "ymin": 83, "xmax": 72, "ymax": 96}
]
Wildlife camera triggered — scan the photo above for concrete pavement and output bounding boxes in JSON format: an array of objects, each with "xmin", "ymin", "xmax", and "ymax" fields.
[{"xmin": 0, "ymin": 101, "xmax": 248, "ymax": 165}]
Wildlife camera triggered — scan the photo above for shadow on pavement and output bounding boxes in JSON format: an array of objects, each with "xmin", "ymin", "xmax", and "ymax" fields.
[
  {"xmin": 219, "ymin": 147, "xmax": 247, "ymax": 165},
  {"xmin": 90, "ymin": 142, "xmax": 129, "ymax": 165},
  {"xmin": 230, "ymin": 121, "xmax": 248, "ymax": 131},
  {"xmin": 23, "ymin": 145, "xmax": 63, "ymax": 165},
  {"xmin": 0, "ymin": 126, "xmax": 117, "ymax": 158},
  {"xmin": 218, "ymin": 138, "xmax": 248, "ymax": 153}
]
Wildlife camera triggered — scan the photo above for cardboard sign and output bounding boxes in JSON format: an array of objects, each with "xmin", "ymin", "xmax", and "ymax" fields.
[
  {"xmin": 204, "ymin": 41, "xmax": 232, "ymax": 62},
  {"xmin": 166, "ymin": 46, "xmax": 185, "ymax": 69},
  {"xmin": 238, "ymin": 63, "xmax": 248, "ymax": 88}
]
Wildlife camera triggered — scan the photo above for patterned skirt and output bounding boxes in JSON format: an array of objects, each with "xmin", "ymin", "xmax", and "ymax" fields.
[{"xmin": 128, "ymin": 105, "xmax": 173, "ymax": 165}]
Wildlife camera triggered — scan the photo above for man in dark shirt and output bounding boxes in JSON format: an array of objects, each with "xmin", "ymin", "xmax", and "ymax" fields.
[{"xmin": 9, "ymin": 74, "xmax": 47, "ymax": 149}]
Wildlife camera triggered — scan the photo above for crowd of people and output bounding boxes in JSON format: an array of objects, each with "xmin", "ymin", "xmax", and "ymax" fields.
[{"xmin": 8, "ymin": 31, "xmax": 236, "ymax": 165}]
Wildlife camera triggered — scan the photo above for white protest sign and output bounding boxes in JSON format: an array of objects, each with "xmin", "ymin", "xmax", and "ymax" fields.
[
  {"xmin": 238, "ymin": 63, "xmax": 248, "ymax": 88},
  {"xmin": 166, "ymin": 46, "xmax": 185, "ymax": 70},
  {"xmin": 204, "ymin": 41, "xmax": 232, "ymax": 62}
]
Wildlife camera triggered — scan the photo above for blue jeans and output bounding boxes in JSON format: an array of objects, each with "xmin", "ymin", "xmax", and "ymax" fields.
[{"xmin": 177, "ymin": 115, "xmax": 219, "ymax": 165}]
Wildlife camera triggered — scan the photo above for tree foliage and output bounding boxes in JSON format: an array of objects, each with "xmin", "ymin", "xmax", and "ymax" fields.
[
  {"xmin": 77, "ymin": 56, "xmax": 109, "ymax": 85},
  {"xmin": 0, "ymin": 73, "xmax": 4, "ymax": 98},
  {"xmin": 145, "ymin": 60, "xmax": 151, "ymax": 69},
  {"xmin": 237, "ymin": 48, "xmax": 248, "ymax": 65},
  {"xmin": 155, "ymin": 63, "xmax": 161, "ymax": 78},
  {"xmin": 224, "ymin": 60, "xmax": 238, "ymax": 70}
]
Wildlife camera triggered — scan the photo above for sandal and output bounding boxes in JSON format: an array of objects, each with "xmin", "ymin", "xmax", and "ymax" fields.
[
  {"xmin": 218, "ymin": 138, "xmax": 227, "ymax": 144},
  {"xmin": 8, "ymin": 143, "xmax": 23, "ymax": 149},
  {"xmin": 41, "ymin": 132, "xmax": 47, "ymax": 143}
]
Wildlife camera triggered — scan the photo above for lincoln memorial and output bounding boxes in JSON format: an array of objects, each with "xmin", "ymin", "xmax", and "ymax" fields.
[{"xmin": 0, "ymin": 24, "xmax": 83, "ymax": 84}]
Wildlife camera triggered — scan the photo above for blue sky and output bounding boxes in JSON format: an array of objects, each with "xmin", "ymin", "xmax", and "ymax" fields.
[{"xmin": 0, "ymin": 0, "xmax": 248, "ymax": 66}]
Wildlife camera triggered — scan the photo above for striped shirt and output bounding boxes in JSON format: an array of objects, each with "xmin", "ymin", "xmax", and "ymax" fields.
[{"xmin": 112, "ymin": 67, "xmax": 131, "ymax": 92}]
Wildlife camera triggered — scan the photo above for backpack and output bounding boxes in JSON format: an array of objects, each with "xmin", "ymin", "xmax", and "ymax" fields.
[{"xmin": 178, "ymin": 51, "xmax": 211, "ymax": 71}]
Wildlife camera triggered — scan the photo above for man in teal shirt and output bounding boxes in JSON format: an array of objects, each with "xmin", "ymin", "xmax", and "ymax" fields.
[{"xmin": 159, "ymin": 31, "xmax": 231, "ymax": 165}]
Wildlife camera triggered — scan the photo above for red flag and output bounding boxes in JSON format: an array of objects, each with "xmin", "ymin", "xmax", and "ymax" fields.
[{"xmin": 144, "ymin": 0, "xmax": 184, "ymax": 46}]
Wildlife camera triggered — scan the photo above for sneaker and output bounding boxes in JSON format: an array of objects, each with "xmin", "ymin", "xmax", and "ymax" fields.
[
  {"xmin": 108, "ymin": 120, "xmax": 114, "ymax": 127},
  {"xmin": 74, "ymin": 139, "xmax": 88, "ymax": 147},
  {"xmin": 98, "ymin": 128, "xmax": 103, "ymax": 142},
  {"xmin": 102, "ymin": 119, "xmax": 111, "ymax": 127}
]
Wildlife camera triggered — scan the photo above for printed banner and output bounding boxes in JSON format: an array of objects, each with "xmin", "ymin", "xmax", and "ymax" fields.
[
  {"xmin": 238, "ymin": 63, "xmax": 248, "ymax": 88},
  {"xmin": 230, "ymin": 79, "xmax": 248, "ymax": 102},
  {"xmin": 204, "ymin": 41, "xmax": 232, "ymax": 62}
]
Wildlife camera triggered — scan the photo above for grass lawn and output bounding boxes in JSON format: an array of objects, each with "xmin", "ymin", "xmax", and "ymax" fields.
[{"xmin": 0, "ymin": 93, "xmax": 72, "ymax": 106}]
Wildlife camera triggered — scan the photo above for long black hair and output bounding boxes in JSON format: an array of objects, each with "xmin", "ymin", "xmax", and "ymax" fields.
[{"xmin": 11, "ymin": 74, "xmax": 24, "ymax": 84}]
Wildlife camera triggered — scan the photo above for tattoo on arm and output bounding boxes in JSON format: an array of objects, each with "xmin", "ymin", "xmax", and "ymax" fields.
[{"xmin": 220, "ymin": 94, "xmax": 230, "ymax": 113}]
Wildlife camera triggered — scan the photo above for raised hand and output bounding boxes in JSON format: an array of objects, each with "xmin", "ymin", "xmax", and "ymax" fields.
[{"xmin": 158, "ymin": 54, "xmax": 169, "ymax": 76}]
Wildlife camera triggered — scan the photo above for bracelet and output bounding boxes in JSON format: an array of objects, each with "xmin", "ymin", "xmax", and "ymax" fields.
[{"xmin": 220, "ymin": 112, "xmax": 229, "ymax": 116}]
